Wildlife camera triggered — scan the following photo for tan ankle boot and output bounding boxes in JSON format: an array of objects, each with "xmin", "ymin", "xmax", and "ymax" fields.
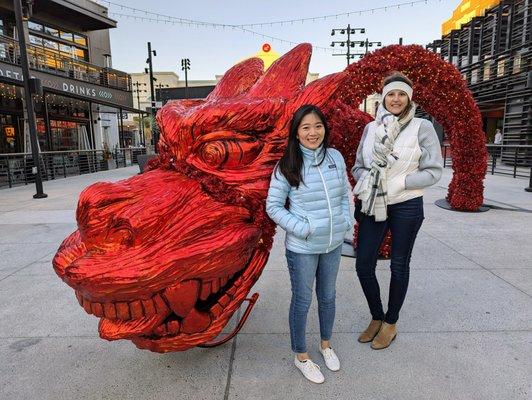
[
  {"xmin": 357, "ymin": 320, "xmax": 382, "ymax": 343},
  {"xmin": 371, "ymin": 322, "xmax": 397, "ymax": 350}
]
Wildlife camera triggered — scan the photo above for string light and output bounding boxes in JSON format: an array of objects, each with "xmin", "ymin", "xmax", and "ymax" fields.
[
  {"xmin": 99, "ymin": 0, "xmax": 437, "ymax": 27},
  {"xmin": 108, "ymin": 11, "xmax": 335, "ymax": 51},
  {"xmin": 96, "ymin": 0, "xmax": 438, "ymax": 50}
]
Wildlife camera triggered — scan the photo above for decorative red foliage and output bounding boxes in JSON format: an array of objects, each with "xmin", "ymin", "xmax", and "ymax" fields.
[{"xmin": 338, "ymin": 44, "xmax": 487, "ymax": 210}]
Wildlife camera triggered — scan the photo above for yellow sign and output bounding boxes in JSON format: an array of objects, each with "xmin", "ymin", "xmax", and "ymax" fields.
[
  {"xmin": 4, "ymin": 126, "xmax": 15, "ymax": 137},
  {"xmin": 442, "ymin": 0, "xmax": 501, "ymax": 35},
  {"xmin": 240, "ymin": 43, "xmax": 280, "ymax": 70}
]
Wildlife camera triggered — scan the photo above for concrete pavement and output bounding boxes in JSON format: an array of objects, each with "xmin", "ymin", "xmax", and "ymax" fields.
[{"xmin": 0, "ymin": 167, "xmax": 530, "ymax": 400}]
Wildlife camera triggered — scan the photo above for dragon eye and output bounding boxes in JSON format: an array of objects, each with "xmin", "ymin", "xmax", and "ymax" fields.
[{"xmin": 197, "ymin": 139, "xmax": 262, "ymax": 169}]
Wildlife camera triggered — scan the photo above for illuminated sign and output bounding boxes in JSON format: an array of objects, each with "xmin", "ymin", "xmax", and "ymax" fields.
[{"xmin": 4, "ymin": 126, "xmax": 15, "ymax": 137}]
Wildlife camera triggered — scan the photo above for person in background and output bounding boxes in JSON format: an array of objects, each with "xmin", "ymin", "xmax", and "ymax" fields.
[{"xmin": 494, "ymin": 128, "xmax": 503, "ymax": 145}]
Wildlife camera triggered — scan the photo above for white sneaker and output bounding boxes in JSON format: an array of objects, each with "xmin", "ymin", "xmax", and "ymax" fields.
[
  {"xmin": 294, "ymin": 356, "xmax": 325, "ymax": 384},
  {"xmin": 319, "ymin": 346, "xmax": 340, "ymax": 371}
]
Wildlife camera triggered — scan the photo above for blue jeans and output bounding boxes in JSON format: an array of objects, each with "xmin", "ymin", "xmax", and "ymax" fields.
[
  {"xmin": 285, "ymin": 245, "xmax": 342, "ymax": 353},
  {"xmin": 356, "ymin": 196, "xmax": 424, "ymax": 324}
]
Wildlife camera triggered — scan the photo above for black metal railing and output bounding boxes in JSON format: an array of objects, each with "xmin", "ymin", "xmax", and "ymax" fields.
[
  {"xmin": 442, "ymin": 143, "xmax": 532, "ymax": 182},
  {"xmin": 0, "ymin": 147, "xmax": 147, "ymax": 189},
  {"xmin": 0, "ymin": 34, "xmax": 132, "ymax": 91}
]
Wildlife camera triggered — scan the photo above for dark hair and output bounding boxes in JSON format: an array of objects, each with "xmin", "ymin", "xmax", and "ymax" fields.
[
  {"xmin": 275, "ymin": 104, "xmax": 330, "ymax": 188},
  {"xmin": 382, "ymin": 71, "xmax": 414, "ymax": 120}
]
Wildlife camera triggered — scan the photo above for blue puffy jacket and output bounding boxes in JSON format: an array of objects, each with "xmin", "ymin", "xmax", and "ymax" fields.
[{"xmin": 266, "ymin": 145, "xmax": 353, "ymax": 254}]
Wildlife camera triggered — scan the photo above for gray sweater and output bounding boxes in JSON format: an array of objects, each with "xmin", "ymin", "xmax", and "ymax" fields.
[{"xmin": 352, "ymin": 118, "xmax": 443, "ymax": 189}]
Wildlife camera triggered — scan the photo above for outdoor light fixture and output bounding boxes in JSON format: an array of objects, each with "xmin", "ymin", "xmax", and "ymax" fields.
[
  {"xmin": 331, "ymin": 42, "xmax": 335, "ymax": 47},
  {"xmin": 331, "ymin": 30, "xmax": 335, "ymax": 36},
  {"xmin": 340, "ymin": 29, "xmax": 345, "ymax": 34},
  {"xmin": 340, "ymin": 42, "xmax": 345, "ymax": 47}
]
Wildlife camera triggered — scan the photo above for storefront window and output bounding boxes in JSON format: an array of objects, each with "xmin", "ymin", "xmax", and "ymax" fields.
[
  {"xmin": 73, "ymin": 48, "xmax": 86, "ymax": 60},
  {"xmin": 29, "ymin": 34, "xmax": 43, "ymax": 46},
  {"xmin": 483, "ymin": 61, "xmax": 491, "ymax": 81},
  {"xmin": 50, "ymin": 120, "xmax": 84, "ymax": 151},
  {"xmin": 46, "ymin": 94, "xmax": 89, "ymax": 119},
  {"xmin": 28, "ymin": 21, "xmax": 43, "ymax": 32},
  {"xmin": 513, "ymin": 54, "xmax": 522, "ymax": 74},
  {"xmin": 73, "ymin": 34, "xmax": 87, "ymax": 46},
  {"xmin": 60, "ymin": 31, "xmax": 73, "ymax": 41},
  {"xmin": 44, "ymin": 26, "xmax": 59, "ymax": 37},
  {"xmin": 496, "ymin": 59, "xmax": 506, "ymax": 77},
  {"xmin": 59, "ymin": 44, "xmax": 72, "ymax": 55},
  {"xmin": 43, "ymin": 40, "xmax": 59, "ymax": 50},
  {"xmin": 0, "ymin": 114, "xmax": 20, "ymax": 153},
  {"xmin": 0, "ymin": 16, "xmax": 15, "ymax": 38},
  {"xmin": 36, "ymin": 118, "xmax": 48, "ymax": 151}
]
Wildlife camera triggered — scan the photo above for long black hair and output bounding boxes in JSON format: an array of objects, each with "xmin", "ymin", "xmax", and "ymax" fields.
[{"xmin": 275, "ymin": 104, "xmax": 330, "ymax": 188}]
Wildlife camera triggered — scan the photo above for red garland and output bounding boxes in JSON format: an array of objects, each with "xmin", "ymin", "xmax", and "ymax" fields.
[{"xmin": 337, "ymin": 45, "xmax": 487, "ymax": 211}]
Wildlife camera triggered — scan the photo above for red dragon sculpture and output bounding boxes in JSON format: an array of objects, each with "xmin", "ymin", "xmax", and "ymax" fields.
[{"xmin": 53, "ymin": 43, "xmax": 486, "ymax": 353}]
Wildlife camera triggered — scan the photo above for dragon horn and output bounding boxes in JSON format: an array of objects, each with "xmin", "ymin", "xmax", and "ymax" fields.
[
  {"xmin": 288, "ymin": 72, "xmax": 345, "ymax": 110},
  {"xmin": 273, "ymin": 72, "xmax": 346, "ymax": 131},
  {"xmin": 246, "ymin": 43, "xmax": 312, "ymax": 100},
  {"xmin": 206, "ymin": 58, "xmax": 264, "ymax": 101}
]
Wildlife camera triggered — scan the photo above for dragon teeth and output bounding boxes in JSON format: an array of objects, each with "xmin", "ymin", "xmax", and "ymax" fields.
[{"xmin": 163, "ymin": 280, "xmax": 200, "ymax": 318}]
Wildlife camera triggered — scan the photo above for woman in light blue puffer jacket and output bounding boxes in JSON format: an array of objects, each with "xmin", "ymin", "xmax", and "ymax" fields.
[{"xmin": 266, "ymin": 104, "xmax": 353, "ymax": 384}]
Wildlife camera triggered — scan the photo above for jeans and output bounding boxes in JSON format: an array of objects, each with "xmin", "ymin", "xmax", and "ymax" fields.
[
  {"xmin": 285, "ymin": 245, "xmax": 342, "ymax": 353},
  {"xmin": 355, "ymin": 196, "xmax": 424, "ymax": 324}
]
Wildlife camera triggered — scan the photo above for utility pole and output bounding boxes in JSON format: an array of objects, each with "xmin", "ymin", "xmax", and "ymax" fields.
[
  {"xmin": 13, "ymin": 0, "xmax": 46, "ymax": 198},
  {"xmin": 331, "ymin": 27, "xmax": 382, "ymax": 112},
  {"xmin": 145, "ymin": 42, "xmax": 158, "ymax": 150},
  {"xmin": 181, "ymin": 58, "xmax": 190, "ymax": 99},
  {"xmin": 132, "ymin": 81, "xmax": 147, "ymax": 146},
  {"xmin": 330, "ymin": 25, "xmax": 365, "ymax": 67}
]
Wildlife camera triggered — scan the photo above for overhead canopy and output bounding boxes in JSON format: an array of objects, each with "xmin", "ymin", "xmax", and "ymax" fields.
[{"xmin": 34, "ymin": 0, "xmax": 117, "ymax": 31}]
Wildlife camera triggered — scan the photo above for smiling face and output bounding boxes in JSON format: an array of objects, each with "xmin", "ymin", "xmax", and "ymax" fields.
[
  {"xmin": 296, "ymin": 112, "xmax": 325, "ymax": 150},
  {"xmin": 384, "ymin": 89, "xmax": 409, "ymax": 116}
]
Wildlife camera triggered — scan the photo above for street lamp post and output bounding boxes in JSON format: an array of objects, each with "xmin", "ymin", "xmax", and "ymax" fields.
[
  {"xmin": 181, "ymin": 58, "xmax": 190, "ymax": 99},
  {"xmin": 145, "ymin": 42, "xmax": 158, "ymax": 150},
  {"xmin": 330, "ymin": 25, "xmax": 365, "ymax": 67},
  {"xmin": 13, "ymin": 0, "xmax": 47, "ymax": 198},
  {"xmin": 132, "ymin": 81, "xmax": 147, "ymax": 146},
  {"xmin": 331, "ymin": 27, "xmax": 382, "ymax": 112}
]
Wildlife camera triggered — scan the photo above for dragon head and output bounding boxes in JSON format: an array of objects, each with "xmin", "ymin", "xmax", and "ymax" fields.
[{"xmin": 53, "ymin": 44, "xmax": 348, "ymax": 352}]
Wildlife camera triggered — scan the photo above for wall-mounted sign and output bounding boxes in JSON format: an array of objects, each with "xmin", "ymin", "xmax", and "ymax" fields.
[
  {"xmin": 4, "ymin": 126, "xmax": 15, "ymax": 137},
  {"xmin": 0, "ymin": 61, "xmax": 133, "ymax": 108}
]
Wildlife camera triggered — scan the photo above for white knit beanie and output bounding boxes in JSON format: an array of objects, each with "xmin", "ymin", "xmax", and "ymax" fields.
[{"xmin": 382, "ymin": 81, "xmax": 413, "ymax": 101}]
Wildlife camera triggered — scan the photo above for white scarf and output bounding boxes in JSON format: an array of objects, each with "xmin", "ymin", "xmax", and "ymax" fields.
[{"xmin": 354, "ymin": 103, "xmax": 416, "ymax": 221}]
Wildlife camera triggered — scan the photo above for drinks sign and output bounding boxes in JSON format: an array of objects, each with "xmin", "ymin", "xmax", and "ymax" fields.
[{"xmin": 0, "ymin": 61, "xmax": 133, "ymax": 108}]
